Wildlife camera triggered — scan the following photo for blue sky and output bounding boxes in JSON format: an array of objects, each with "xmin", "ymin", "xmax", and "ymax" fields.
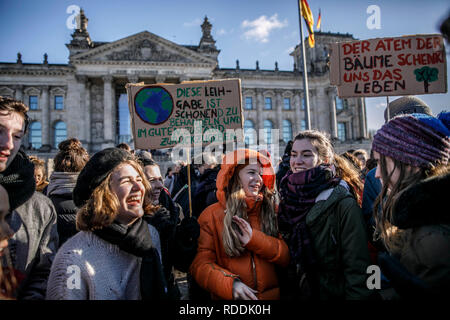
[{"xmin": 0, "ymin": 0, "xmax": 449, "ymax": 131}]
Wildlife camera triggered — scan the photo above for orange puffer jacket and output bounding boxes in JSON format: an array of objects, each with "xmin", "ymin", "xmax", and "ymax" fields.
[{"xmin": 189, "ymin": 149, "xmax": 290, "ymax": 300}]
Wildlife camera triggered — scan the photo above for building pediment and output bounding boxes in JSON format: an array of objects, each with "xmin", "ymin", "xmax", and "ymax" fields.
[{"xmin": 70, "ymin": 31, "xmax": 216, "ymax": 66}]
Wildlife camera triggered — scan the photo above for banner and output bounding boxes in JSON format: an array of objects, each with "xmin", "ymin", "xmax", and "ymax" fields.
[
  {"xmin": 329, "ymin": 34, "xmax": 447, "ymax": 97},
  {"xmin": 126, "ymin": 79, "xmax": 243, "ymax": 150}
]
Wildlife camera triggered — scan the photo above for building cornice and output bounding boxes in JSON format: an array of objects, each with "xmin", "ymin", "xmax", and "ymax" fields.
[{"xmin": 71, "ymin": 59, "xmax": 216, "ymax": 69}]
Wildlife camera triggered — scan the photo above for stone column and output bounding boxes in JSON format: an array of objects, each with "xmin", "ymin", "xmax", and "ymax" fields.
[
  {"xmin": 309, "ymin": 89, "xmax": 317, "ymax": 129},
  {"xmin": 156, "ymin": 75, "xmax": 167, "ymax": 83},
  {"xmin": 76, "ymin": 76, "xmax": 87, "ymax": 144},
  {"xmin": 293, "ymin": 89, "xmax": 302, "ymax": 133},
  {"xmin": 275, "ymin": 89, "xmax": 283, "ymax": 144},
  {"xmin": 41, "ymin": 85, "xmax": 50, "ymax": 146},
  {"xmin": 128, "ymin": 75, "xmax": 139, "ymax": 84},
  {"xmin": 85, "ymin": 80, "xmax": 92, "ymax": 151},
  {"xmin": 102, "ymin": 75, "xmax": 114, "ymax": 148},
  {"xmin": 359, "ymin": 98, "xmax": 368, "ymax": 139},
  {"xmin": 327, "ymin": 88, "xmax": 338, "ymax": 140},
  {"xmin": 14, "ymin": 85, "xmax": 23, "ymax": 102},
  {"xmin": 256, "ymin": 88, "xmax": 264, "ymax": 131}
]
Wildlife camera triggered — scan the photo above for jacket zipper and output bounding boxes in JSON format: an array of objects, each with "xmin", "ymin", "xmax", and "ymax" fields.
[{"xmin": 250, "ymin": 253, "xmax": 257, "ymax": 292}]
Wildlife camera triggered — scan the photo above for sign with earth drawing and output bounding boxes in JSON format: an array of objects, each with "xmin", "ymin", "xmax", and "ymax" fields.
[
  {"xmin": 329, "ymin": 34, "xmax": 447, "ymax": 97},
  {"xmin": 126, "ymin": 79, "xmax": 243, "ymax": 149}
]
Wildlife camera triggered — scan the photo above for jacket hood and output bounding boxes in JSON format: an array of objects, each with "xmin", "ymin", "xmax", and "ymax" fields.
[
  {"xmin": 392, "ymin": 171, "xmax": 450, "ymax": 229},
  {"xmin": 216, "ymin": 149, "xmax": 275, "ymax": 207}
]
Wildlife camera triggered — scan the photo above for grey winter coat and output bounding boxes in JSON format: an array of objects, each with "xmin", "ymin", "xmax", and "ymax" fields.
[{"xmin": 6, "ymin": 192, "xmax": 59, "ymax": 299}]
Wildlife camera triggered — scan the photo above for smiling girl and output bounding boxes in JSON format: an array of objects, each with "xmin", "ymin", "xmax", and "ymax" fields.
[
  {"xmin": 190, "ymin": 149, "xmax": 289, "ymax": 300},
  {"xmin": 46, "ymin": 148, "xmax": 167, "ymax": 300},
  {"xmin": 278, "ymin": 130, "xmax": 372, "ymax": 300}
]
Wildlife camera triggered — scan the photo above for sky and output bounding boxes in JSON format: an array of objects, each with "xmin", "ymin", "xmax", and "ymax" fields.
[{"xmin": 0, "ymin": 0, "xmax": 449, "ymax": 132}]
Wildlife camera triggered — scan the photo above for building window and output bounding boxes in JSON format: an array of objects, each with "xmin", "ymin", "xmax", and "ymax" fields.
[
  {"xmin": 54, "ymin": 121, "xmax": 67, "ymax": 148},
  {"xmin": 244, "ymin": 119, "xmax": 256, "ymax": 146},
  {"xmin": 338, "ymin": 122, "xmax": 347, "ymax": 141},
  {"xmin": 301, "ymin": 119, "xmax": 306, "ymax": 131},
  {"xmin": 336, "ymin": 97, "xmax": 347, "ymax": 111},
  {"xmin": 29, "ymin": 122, "xmax": 42, "ymax": 149},
  {"xmin": 245, "ymin": 97, "xmax": 253, "ymax": 110},
  {"xmin": 282, "ymin": 119, "xmax": 292, "ymax": 143},
  {"xmin": 263, "ymin": 119, "xmax": 273, "ymax": 144},
  {"xmin": 118, "ymin": 93, "xmax": 132, "ymax": 145},
  {"xmin": 283, "ymin": 98, "xmax": 291, "ymax": 110},
  {"xmin": 264, "ymin": 97, "xmax": 272, "ymax": 110},
  {"xmin": 55, "ymin": 95, "xmax": 64, "ymax": 110},
  {"xmin": 29, "ymin": 95, "xmax": 38, "ymax": 110}
]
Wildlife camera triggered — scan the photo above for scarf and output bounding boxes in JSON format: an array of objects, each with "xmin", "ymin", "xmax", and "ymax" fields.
[
  {"xmin": 46, "ymin": 172, "xmax": 79, "ymax": 196},
  {"xmin": 94, "ymin": 217, "xmax": 168, "ymax": 300},
  {"xmin": 0, "ymin": 150, "xmax": 35, "ymax": 211},
  {"xmin": 278, "ymin": 164, "xmax": 340, "ymax": 271}
]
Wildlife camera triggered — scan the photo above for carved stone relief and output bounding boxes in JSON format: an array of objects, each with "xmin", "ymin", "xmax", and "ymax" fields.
[{"xmin": 105, "ymin": 40, "xmax": 191, "ymax": 62}]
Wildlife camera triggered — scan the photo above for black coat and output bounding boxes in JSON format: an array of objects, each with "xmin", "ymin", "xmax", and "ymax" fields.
[
  {"xmin": 48, "ymin": 192, "xmax": 78, "ymax": 247},
  {"xmin": 276, "ymin": 153, "xmax": 291, "ymax": 191},
  {"xmin": 379, "ymin": 171, "xmax": 450, "ymax": 300},
  {"xmin": 192, "ymin": 167, "xmax": 219, "ymax": 218},
  {"xmin": 172, "ymin": 166, "xmax": 199, "ymax": 218},
  {"xmin": 147, "ymin": 190, "xmax": 200, "ymax": 299}
]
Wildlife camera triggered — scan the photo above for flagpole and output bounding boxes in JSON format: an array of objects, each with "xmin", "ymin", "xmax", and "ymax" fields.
[{"xmin": 297, "ymin": 0, "xmax": 312, "ymax": 130}]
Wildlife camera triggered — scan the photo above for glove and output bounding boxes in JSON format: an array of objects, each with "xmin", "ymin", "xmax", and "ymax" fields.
[
  {"xmin": 146, "ymin": 206, "xmax": 177, "ymax": 237},
  {"xmin": 176, "ymin": 217, "xmax": 200, "ymax": 244}
]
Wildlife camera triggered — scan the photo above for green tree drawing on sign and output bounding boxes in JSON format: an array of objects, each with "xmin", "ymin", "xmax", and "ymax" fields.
[{"xmin": 414, "ymin": 67, "xmax": 439, "ymax": 93}]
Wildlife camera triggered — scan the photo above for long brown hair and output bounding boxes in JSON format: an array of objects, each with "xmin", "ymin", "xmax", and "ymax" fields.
[
  {"xmin": 373, "ymin": 154, "xmax": 449, "ymax": 253},
  {"xmin": 76, "ymin": 160, "xmax": 156, "ymax": 231},
  {"xmin": 222, "ymin": 162, "xmax": 278, "ymax": 257}
]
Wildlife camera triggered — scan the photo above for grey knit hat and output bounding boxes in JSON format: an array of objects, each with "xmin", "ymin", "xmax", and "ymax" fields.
[{"xmin": 384, "ymin": 96, "xmax": 432, "ymax": 122}]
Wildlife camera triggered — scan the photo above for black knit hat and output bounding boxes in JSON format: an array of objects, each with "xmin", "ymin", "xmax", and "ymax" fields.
[
  {"xmin": 73, "ymin": 148, "xmax": 134, "ymax": 208},
  {"xmin": 384, "ymin": 96, "xmax": 432, "ymax": 122}
]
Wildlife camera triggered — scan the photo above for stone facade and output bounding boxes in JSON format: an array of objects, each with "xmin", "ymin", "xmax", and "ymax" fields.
[{"xmin": 0, "ymin": 11, "xmax": 371, "ymax": 163}]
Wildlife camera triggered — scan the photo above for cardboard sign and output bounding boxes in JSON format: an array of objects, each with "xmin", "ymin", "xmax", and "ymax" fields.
[
  {"xmin": 330, "ymin": 34, "xmax": 447, "ymax": 97},
  {"xmin": 126, "ymin": 79, "xmax": 243, "ymax": 149}
]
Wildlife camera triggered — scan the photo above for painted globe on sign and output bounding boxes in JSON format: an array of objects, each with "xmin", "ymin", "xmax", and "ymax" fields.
[{"xmin": 134, "ymin": 87, "xmax": 174, "ymax": 125}]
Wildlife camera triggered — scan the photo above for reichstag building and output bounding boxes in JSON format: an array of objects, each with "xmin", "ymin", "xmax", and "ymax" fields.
[{"xmin": 0, "ymin": 9, "xmax": 370, "ymax": 160}]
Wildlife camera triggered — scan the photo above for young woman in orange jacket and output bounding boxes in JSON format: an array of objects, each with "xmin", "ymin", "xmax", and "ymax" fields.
[{"xmin": 190, "ymin": 149, "xmax": 290, "ymax": 300}]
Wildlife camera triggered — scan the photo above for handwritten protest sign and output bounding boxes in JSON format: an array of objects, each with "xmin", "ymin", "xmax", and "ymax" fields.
[
  {"xmin": 329, "ymin": 34, "xmax": 447, "ymax": 97},
  {"xmin": 126, "ymin": 79, "xmax": 243, "ymax": 149}
]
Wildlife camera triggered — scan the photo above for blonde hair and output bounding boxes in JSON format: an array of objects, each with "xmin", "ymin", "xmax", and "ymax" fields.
[
  {"xmin": 76, "ymin": 160, "xmax": 157, "ymax": 231},
  {"xmin": 222, "ymin": 162, "xmax": 278, "ymax": 257}
]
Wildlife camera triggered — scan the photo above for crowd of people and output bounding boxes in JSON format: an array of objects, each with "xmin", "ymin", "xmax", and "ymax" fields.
[{"xmin": 0, "ymin": 94, "xmax": 449, "ymax": 301}]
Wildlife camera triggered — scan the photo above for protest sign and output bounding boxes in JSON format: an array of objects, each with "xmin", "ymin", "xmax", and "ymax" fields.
[
  {"xmin": 126, "ymin": 79, "xmax": 243, "ymax": 150},
  {"xmin": 329, "ymin": 34, "xmax": 447, "ymax": 97}
]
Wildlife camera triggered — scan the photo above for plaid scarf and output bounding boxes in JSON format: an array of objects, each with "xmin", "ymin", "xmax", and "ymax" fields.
[{"xmin": 278, "ymin": 164, "xmax": 340, "ymax": 271}]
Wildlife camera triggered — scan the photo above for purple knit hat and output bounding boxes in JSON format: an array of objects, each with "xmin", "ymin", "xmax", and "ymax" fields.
[{"xmin": 372, "ymin": 115, "xmax": 450, "ymax": 168}]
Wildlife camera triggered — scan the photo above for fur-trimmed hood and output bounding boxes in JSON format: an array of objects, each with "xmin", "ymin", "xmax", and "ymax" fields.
[{"xmin": 392, "ymin": 171, "xmax": 450, "ymax": 229}]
